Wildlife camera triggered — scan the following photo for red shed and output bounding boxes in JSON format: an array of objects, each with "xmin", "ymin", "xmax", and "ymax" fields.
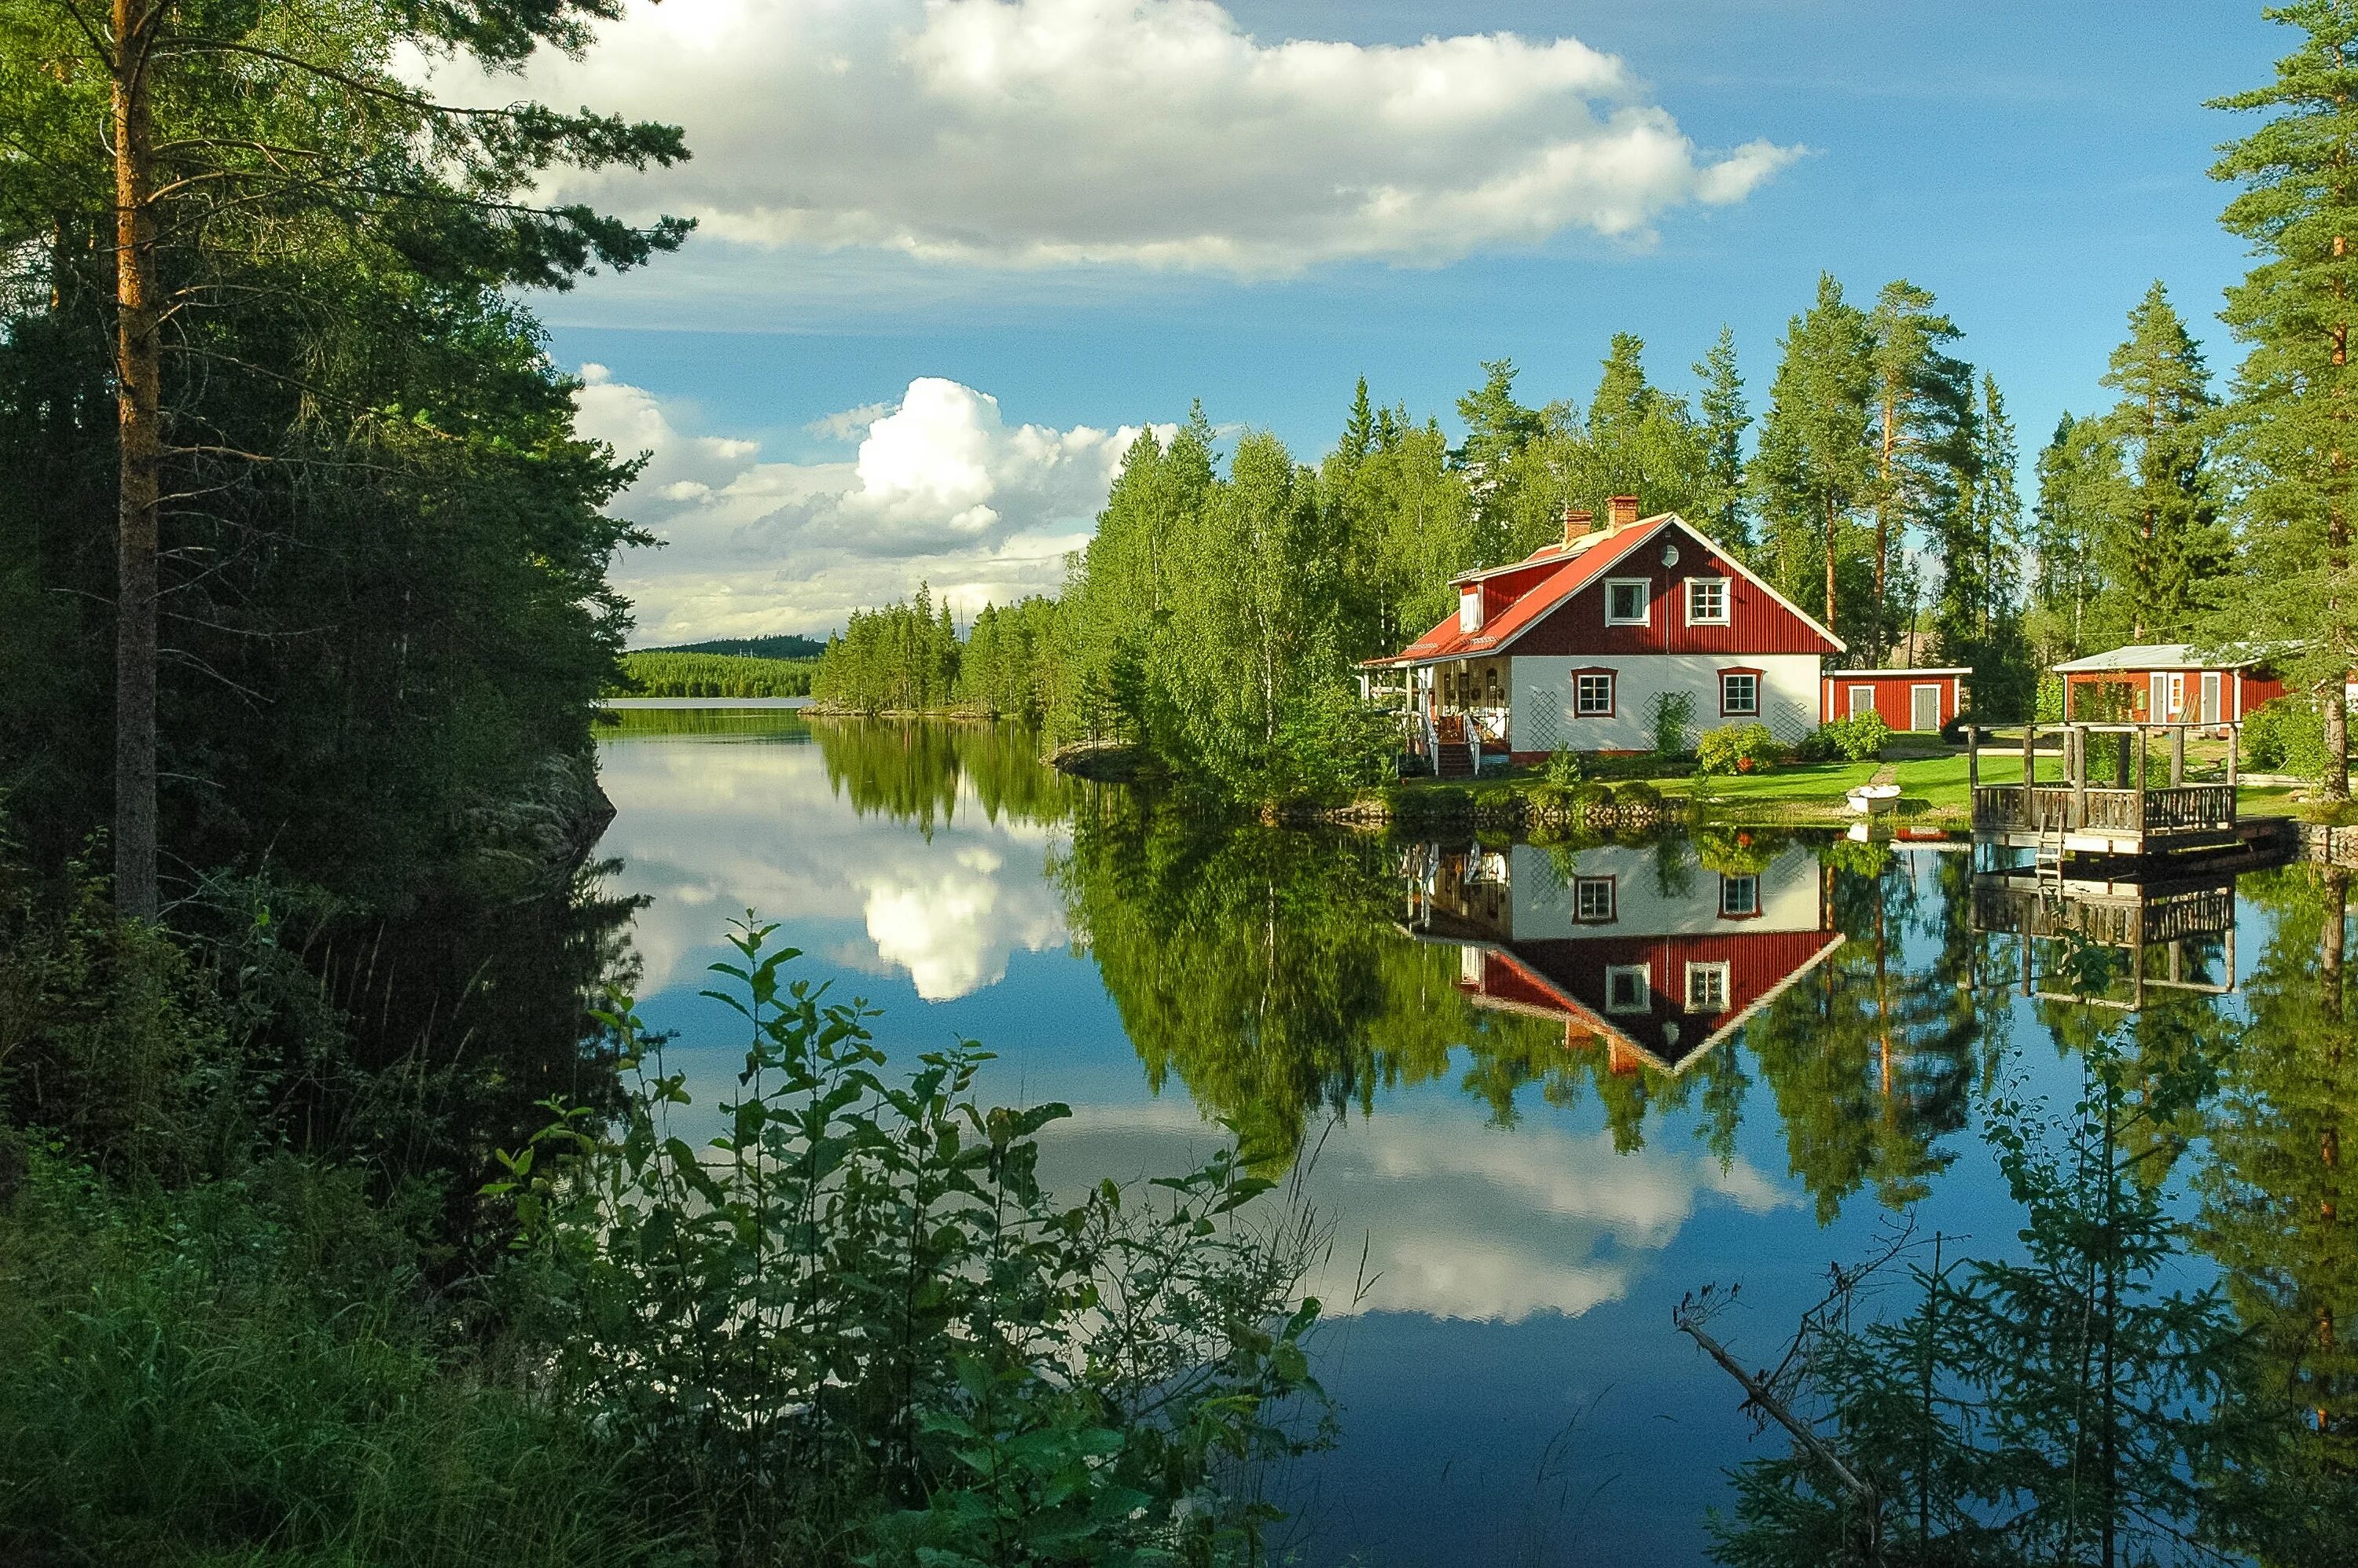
[
  {"xmin": 1820, "ymin": 668, "xmax": 1971, "ymax": 733},
  {"xmin": 2051, "ymin": 644, "xmax": 2280, "ymax": 729}
]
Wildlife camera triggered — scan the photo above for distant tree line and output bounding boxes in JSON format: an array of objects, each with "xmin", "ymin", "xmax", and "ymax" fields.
[{"xmin": 615, "ymin": 651, "xmax": 815, "ymax": 698}]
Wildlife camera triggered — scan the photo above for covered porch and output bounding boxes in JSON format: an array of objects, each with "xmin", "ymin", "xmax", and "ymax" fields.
[{"xmin": 1362, "ymin": 655, "xmax": 1513, "ymax": 777}]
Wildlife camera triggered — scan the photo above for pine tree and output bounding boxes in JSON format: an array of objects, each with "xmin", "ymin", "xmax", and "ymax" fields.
[
  {"xmin": 2211, "ymin": 11, "xmax": 2358, "ymax": 799},
  {"xmin": 1695, "ymin": 325, "xmax": 1753, "ymax": 553},
  {"xmin": 2033, "ymin": 413, "xmax": 2117, "ymax": 665},
  {"xmin": 2098, "ymin": 282, "xmax": 2219, "ymax": 645},
  {"xmin": 1753, "ymin": 274, "xmax": 1877, "ymax": 644},
  {"xmin": 4, "ymin": 0, "xmax": 689, "ymax": 916},
  {"xmin": 1865, "ymin": 282, "xmax": 1975, "ymax": 662},
  {"xmin": 1934, "ymin": 374, "xmax": 2029, "ymax": 714},
  {"xmin": 1340, "ymin": 376, "xmax": 1376, "ymax": 470}
]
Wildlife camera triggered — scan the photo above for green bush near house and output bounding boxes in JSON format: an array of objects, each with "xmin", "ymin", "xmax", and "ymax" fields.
[
  {"xmin": 2242, "ymin": 696, "xmax": 2329, "ymax": 778},
  {"xmin": 1806, "ymin": 711, "xmax": 1891, "ymax": 763},
  {"xmin": 1696, "ymin": 724, "xmax": 1784, "ymax": 776},
  {"xmin": 1616, "ymin": 780, "xmax": 1665, "ymax": 811}
]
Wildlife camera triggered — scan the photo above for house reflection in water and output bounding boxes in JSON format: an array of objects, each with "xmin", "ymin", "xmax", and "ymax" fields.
[{"xmin": 1400, "ymin": 840, "xmax": 1846, "ymax": 1073}]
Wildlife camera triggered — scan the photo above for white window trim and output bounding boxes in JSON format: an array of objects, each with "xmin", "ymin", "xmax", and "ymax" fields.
[
  {"xmin": 1574, "ymin": 671, "xmax": 1615, "ymax": 717},
  {"xmin": 1604, "ymin": 964, "xmax": 1651, "ymax": 1015},
  {"xmin": 1721, "ymin": 671, "xmax": 1760, "ymax": 717},
  {"xmin": 1848, "ymin": 685, "xmax": 1876, "ymax": 720},
  {"xmin": 1573, "ymin": 876, "xmax": 1617, "ymax": 924},
  {"xmin": 1603, "ymin": 578, "xmax": 1651, "ymax": 626},
  {"xmin": 1720, "ymin": 874, "xmax": 1759, "ymax": 918},
  {"xmin": 1685, "ymin": 577, "xmax": 1732, "ymax": 626},
  {"xmin": 1684, "ymin": 960, "xmax": 1732, "ymax": 1014}
]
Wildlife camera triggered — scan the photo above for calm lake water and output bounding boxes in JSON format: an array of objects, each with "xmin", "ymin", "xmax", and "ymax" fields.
[{"xmin": 591, "ymin": 710, "xmax": 2312, "ymax": 1566}]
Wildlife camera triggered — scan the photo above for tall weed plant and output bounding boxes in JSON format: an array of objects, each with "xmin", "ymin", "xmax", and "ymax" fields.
[{"xmin": 494, "ymin": 921, "xmax": 1333, "ymax": 1566}]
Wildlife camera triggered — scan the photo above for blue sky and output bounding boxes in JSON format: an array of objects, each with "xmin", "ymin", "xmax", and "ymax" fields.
[{"xmin": 493, "ymin": 1, "xmax": 2285, "ymax": 643}]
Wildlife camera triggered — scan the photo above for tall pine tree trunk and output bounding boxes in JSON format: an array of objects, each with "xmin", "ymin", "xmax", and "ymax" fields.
[
  {"xmin": 1824, "ymin": 492, "xmax": 1839, "ymax": 645},
  {"xmin": 1878, "ymin": 399, "xmax": 1895, "ymax": 662},
  {"xmin": 2331, "ymin": 231, "xmax": 2352, "ymax": 801},
  {"xmin": 111, "ymin": 0, "xmax": 162, "ymax": 918}
]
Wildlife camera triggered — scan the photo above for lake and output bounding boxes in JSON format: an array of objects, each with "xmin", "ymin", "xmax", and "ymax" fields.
[{"xmin": 593, "ymin": 709, "xmax": 2327, "ymax": 1566}]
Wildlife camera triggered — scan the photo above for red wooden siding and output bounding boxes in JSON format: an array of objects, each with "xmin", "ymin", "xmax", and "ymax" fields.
[
  {"xmin": 2062, "ymin": 667, "xmax": 2277, "ymax": 722},
  {"xmin": 1820, "ymin": 674, "xmax": 1959, "ymax": 730},
  {"xmin": 1510, "ymin": 522, "xmax": 1835, "ymax": 657},
  {"xmin": 1470, "ymin": 927, "xmax": 1838, "ymax": 1070}
]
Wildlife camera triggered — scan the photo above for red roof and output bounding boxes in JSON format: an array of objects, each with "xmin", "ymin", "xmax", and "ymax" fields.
[{"xmin": 1365, "ymin": 512, "xmax": 1842, "ymax": 667}]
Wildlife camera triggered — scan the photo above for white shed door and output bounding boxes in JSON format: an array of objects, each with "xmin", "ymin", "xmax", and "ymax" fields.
[
  {"xmin": 1911, "ymin": 685, "xmax": 1941, "ymax": 733},
  {"xmin": 2201, "ymin": 671, "xmax": 2221, "ymax": 724}
]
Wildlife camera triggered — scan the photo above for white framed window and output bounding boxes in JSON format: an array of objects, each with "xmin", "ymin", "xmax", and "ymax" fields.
[
  {"xmin": 1574, "ymin": 671, "xmax": 1615, "ymax": 717},
  {"xmin": 1686, "ymin": 578, "xmax": 1731, "ymax": 626},
  {"xmin": 1605, "ymin": 578, "xmax": 1651, "ymax": 626},
  {"xmin": 1720, "ymin": 874, "xmax": 1760, "ymax": 918},
  {"xmin": 1605, "ymin": 964, "xmax": 1651, "ymax": 1015},
  {"xmin": 1721, "ymin": 670, "xmax": 1760, "ymax": 717},
  {"xmin": 1574, "ymin": 876, "xmax": 1617, "ymax": 924},
  {"xmin": 1458, "ymin": 587, "xmax": 1482, "ymax": 634},
  {"xmin": 1685, "ymin": 961, "xmax": 1732, "ymax": 1013}
]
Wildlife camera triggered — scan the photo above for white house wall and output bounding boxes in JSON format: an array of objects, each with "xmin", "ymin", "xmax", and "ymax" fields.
[
  {"xmin": 1502, "ymin": 843, "xmax": 1822, "ymax": 942},
  {"xmin": 1510, "ymin": 654, "xmax": 1822, "ymax": 754}
]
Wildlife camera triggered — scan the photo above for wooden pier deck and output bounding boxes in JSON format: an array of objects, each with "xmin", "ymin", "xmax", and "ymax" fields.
[{"xmin": 1965, "ymin": 722, "xmax": 2240, "ymax": 857}]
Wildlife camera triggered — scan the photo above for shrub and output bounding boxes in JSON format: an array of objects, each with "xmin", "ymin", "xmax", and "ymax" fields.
[
  {"xmin": 1616, "ymin": 780, "xmax": 1664, "ymax": 811},
  {"xmin": 1815, "ymin": 711, "xmax": 1892, "ymax": 763},
  {"xmin": 1544, "ymin": 746, "xmax": 1585, "ymax": 790},
  {"xmin": 2242, "ymin": 696, "xmax": 2330, "ymax": 777},
  {"xmin": 1696, "ymin": 723, "xmax": 1783, "ymax": 777},
  {"xmin": 1651, "ymin": 691, "xmax": 1696, "ymax": 757},
  {"xmin": 494, "ymin": 924, "xmax": 1331, "ymax": 1566}
]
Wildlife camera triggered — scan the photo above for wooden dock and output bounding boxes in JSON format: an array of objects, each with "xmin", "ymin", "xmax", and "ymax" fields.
[{"xmin": 1966, "ymin": 722, "xmax": 2239, "ymax": 857}]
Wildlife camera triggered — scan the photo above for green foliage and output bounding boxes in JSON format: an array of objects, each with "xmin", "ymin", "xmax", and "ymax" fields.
[
  {"xmin": 813, "ymin": 584, "xmax": 964, "ymax": 714},
  {"xmin": 1544, "ymin": 746, "xmax": 1585, "ymax": 789},
  {"xmin": 2097, "ymin": 283, "xmax": 2224, "ymax": 643},
  {"xmin": 652, "ymin": 633, "xmax": 825, "ymax": 660},
  {"xmin": 2241, "ymin": 696, "xmax": 2330, "ymax": 777},
  {"xmin": 1696, "ymin": 724, "xmax": 1783, "ymax": 777},
  {"xmin": 0, "ymin": 1148, "xmax": 656, "ymax": 1568},
  {"xmin": 1615, "ymin": 779, "xmax": 1665, "ymax": 811},
  {"xmin": 1653, "ymin": 690, "xmax": 1699, "ymax": 757},
  {"xmin": 2033, "ymin": 672, "xmax": 2066, "ymax": 723},
  {"xmin": 497, "ymin": 922, "xmax": 1331, "ymax": 1566},
  {"xmin": 2206, "ymin": 11, "xmax": 2358, "ymax": 794},
  {"xmin": 1754, "ymin": 274, "xmax": 1878, "ymax": 640},
  {"xmin": 615, "ymin": 650, "xmax": 816, "ymax": 698},
  {"xmin": 1815, "ymin": 711, "xmax": 1891, "ymax": 763}
]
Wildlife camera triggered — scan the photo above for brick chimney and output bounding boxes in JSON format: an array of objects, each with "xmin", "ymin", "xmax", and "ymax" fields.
[
  {"xmin": 1560, "ymin": 506, "xmax": 1594, "ymax": 548},
  {"xmin": 1607, "ymin": 494, "xmax": 1641, "ymax": 530}
]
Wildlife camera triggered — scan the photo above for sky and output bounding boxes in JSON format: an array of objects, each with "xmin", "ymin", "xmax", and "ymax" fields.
[{"xmin": 448, "ymin": 0, "xmax": 2287, "ymax": 644}]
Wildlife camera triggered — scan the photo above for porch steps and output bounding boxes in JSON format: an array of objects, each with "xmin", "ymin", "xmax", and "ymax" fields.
[{"xmin": 1434, "ymin": 743, "xmax": 1475, "ymax": 779}]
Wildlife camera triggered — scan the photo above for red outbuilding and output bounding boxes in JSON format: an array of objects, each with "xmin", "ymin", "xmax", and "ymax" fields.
[{"xmin": 1819, "ymin": 668, "xmax": 1971, "ymax": 734}]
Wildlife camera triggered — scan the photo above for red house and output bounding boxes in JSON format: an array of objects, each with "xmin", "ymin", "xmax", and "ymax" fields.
[
  {"xmin": 1364, "ymin": 498, "xmax": 1845, "ymax": 768},
  {"xmin": 1820, "ymin": 668, "xmax": 1971, "ymax": 734}
]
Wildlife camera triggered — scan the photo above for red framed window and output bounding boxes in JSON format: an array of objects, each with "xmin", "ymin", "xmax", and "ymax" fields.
[
  {"xmin": 1720, "ymin": 668, "xmax": 1761, "ymax": 717},
  {"xmin": 1574, "ymin": 670, "xmax": 1616, "ymax": 717}
]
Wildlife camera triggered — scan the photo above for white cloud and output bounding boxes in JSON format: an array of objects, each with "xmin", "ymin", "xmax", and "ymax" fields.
[
  {"xmin": 571, "ymin": 370, "xmax": 1151, "ymax": 642},
  {"xmin": 597, "ymin": 733, "xmax": 1069, "ymax": 1000},
  {"xmin": 436, "ymin": 0, "xmax": 1799, "ymax": 276}
]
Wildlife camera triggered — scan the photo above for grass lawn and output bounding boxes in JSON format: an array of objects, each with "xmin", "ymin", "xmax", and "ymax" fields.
[{"xmin": 1662, "ymin": 755, "xmax": 1974, "ymax": 815}]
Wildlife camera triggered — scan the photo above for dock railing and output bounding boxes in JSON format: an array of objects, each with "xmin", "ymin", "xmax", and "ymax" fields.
[{"xmin": 1963, "ymin": 722, "xmax": 2240, "ymax": 845}]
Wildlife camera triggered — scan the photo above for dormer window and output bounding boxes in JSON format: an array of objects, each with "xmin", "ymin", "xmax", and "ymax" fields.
[
  {"xmin": 1604, "ymin": 578, "xmax": 1650, "ymax": 626},
  {"xmin": 1459, "ymin": 586, "xmax": 1482, "ymax": 634}
]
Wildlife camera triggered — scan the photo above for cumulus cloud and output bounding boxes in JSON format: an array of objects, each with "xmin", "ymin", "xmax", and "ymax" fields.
[
  {"xmin": 435, "ymin": 0, "xmax": 1799, "ymax": 275},
  {"xmin": 571, "ymin": 370, "xmax": 1150, "ymax": 642}
]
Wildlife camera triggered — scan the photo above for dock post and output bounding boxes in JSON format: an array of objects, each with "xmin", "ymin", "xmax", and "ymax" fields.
[
  {"xmin": 2228, "ymin": 724, "xmax": 2239, "ymax": 795},
  {"xmin": 2022, "ymin": 723, "xmax": 2035, "ymax": 788},
  {"xmin": 2171, "ymin": 725, "xmax": 2185, "ymax": 787},
  {"xmin": 2071, "ymin": 726, "xmax": 2088, "ymax": 830},
  {"xmin": 1967, "ymin": 725, "xmax": 1978, "ymax": 789},
  {"xmin": 2116, "ymin": 730, "xmax": 2132, "ymax": 789}
]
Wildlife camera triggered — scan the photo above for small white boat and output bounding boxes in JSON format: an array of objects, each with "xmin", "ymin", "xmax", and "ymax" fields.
[{"xmin": 1846, "ymin": 783, "xmax": 1902, "ymax": 816}]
